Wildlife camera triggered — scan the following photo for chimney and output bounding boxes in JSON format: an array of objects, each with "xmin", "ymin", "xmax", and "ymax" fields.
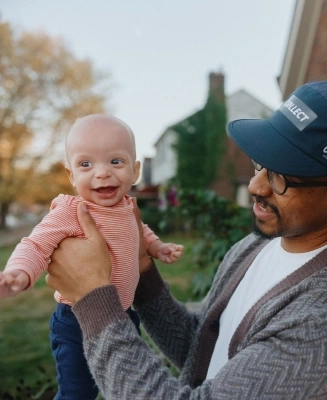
[{"xmin": 208, "ymin": 71, "xmax": 225, "ymax": 102}]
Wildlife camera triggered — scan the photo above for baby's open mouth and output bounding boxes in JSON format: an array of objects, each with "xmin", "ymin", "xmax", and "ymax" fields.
[{"xmin": 94, "ymin": 186, "xmax": 117, "ymax": 194}]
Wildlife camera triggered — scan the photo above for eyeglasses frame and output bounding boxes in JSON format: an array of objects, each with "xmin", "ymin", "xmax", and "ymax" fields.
[{"xmin": 251, "ymin": 160, "xmax": 327, "ymax": 195}]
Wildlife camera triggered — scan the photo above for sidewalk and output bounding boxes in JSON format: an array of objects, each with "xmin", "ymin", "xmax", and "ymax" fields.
[{"xmin": 0, "ymin": 223, "xmax": 35, "ymax": 247}]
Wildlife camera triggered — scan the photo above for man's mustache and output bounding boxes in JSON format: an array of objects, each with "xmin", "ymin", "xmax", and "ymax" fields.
[{"xmin": 253, "ymin": 195, "xmax": 280, "ymax": 218}]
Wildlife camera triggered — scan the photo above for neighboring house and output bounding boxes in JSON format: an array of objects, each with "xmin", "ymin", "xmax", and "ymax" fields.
[
  {"xmin": 148, "ymin": 72, "xmax": 273, "ymax": 207},
  {"xmin": 210, "ymin": 89, "xmax": 272, "ymax": 206},
  {"xmin": 278, "ymin": 0, "xmax": 327, "ymax": 99},
  {"xmin": 140, "ymin": 157, "xmax": 152, "ymax": 187},
  {"xmin": 151, "ymin": 128, "xmax": 177, "ymax": 187},
  {"xmin": 129, "ymin": 156, "xmax": 158, "ymax": 207}
]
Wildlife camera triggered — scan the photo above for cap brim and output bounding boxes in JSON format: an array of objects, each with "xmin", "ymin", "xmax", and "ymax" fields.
[{"xmin": 227, "ymin": 119, "xmax": 327, "ymax": 177}]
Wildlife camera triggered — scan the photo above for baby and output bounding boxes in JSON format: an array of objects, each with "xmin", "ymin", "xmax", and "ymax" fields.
[{"xmin": 0, "ymin": 114, "xmax": 184, "ymax": 399}]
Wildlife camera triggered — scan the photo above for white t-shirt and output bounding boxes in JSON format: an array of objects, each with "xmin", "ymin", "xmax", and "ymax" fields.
[{"xmin": 206, "ymin": 238, "xmax": 327, "ymax": 379}]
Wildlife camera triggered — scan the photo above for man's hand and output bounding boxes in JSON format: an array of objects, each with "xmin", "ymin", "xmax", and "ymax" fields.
[
  {"xmin": 46, "ymin": 202, "xmax": 112, "ymax": 303},
  {"xmin": 0, "ymin": 270, "xmax": 29, "ymax": 298}
]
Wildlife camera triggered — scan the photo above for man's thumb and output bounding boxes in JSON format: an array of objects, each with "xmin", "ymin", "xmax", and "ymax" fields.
[{"xmin": 77, "ymin": 202, "xmax": 99, "ymax": 239}]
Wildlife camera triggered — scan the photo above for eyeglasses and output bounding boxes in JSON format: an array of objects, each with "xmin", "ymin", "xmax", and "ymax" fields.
[{"xmin": 252, "ymin": 160, "xmax": 327, "ymax": 195}]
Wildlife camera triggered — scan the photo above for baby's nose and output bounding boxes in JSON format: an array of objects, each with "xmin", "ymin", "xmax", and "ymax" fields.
[{"xmin": 96, "ymin": 165, "xmax": 111, "ymax": 179}]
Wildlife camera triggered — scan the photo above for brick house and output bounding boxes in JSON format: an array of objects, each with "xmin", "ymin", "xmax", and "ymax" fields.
[
  {"xmin": 144, "ymin": 72, "xmax": 272, "ymax": 207},
  {"xmin": 279, "ymin": 0, "xmax": 327, "ymax": 99},
  {"xmin": 209, "ymin": 83, "xmax": 272, "ymax": 206}
]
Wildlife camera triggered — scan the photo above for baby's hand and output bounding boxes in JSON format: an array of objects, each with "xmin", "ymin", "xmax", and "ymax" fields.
[
  {"xmin": 0, "ymin": 270, "xmax": 30, "ymax": 298},
  {"xmin": 157, "ymin": 243, "xmax": 184, "ymax": 264}
]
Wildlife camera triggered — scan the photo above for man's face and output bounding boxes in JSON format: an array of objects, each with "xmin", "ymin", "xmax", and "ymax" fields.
[{"xmin": 248, "ymin": 168, "xmax": 327, "ymax": 251}]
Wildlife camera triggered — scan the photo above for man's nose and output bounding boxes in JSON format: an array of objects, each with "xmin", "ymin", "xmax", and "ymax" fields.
[{"xmin": 248, "ymin": 169, "xmax": 272, "ymax": 196}]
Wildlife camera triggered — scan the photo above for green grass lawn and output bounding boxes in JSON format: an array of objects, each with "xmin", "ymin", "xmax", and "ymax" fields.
[
  {"xmin": 155, "ymin": 234, "xmax": 200, "ymax": 302},
  {"xmin": 0, "ymin": 233, "xmax": 199, "ymax": 396}
]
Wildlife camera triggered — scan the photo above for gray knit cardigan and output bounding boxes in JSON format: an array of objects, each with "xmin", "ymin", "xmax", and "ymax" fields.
[{"xmin": 73, "ymin": 234, "xmax": 327, "ymax": 399}]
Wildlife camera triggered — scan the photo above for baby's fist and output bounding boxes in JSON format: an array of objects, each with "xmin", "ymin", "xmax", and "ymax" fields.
[
  {"xmin": 157, "ymin": 243, "xmax": 184, "ymax": 264},
  {"xmin": 0, "ymin": 270, "xmax": 29, "ymax": 298}
]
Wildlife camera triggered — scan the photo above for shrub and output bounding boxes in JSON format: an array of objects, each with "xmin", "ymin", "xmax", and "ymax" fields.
[{"xmin": 163, "ymin": 189, "xmax": 252, "ymax": 298}]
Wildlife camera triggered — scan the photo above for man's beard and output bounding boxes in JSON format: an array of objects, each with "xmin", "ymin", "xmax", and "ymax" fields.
[{"xmin": 252, "ymin": 219, "xmax": 281, "ymax": 240}]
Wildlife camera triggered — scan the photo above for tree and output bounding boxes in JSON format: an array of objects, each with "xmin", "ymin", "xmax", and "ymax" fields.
[
  {"xmin": 16, "ymin": 161, "xmax": 75, "ymax": 208},
  {"xmin": 0, "ymin": 18, "xmax": 112, "ymax": 228}
]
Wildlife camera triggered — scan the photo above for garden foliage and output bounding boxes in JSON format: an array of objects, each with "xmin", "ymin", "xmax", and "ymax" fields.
[{"xmin": 162, "ymin": 188, "xmax": 252, "ymax": 299}]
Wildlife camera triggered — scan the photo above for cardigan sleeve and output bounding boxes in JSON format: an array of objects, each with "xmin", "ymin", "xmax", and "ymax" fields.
[
  {"xmin": 73, "ymin": 284, "xmax": 213, "ymax": 400},
  {"xmin": 73, "ymin": 282, "xmax": 327, "ymax": 400},
  {"xmin": 133, "ymin": 261, "xmax": 201, "ymax": 369}
]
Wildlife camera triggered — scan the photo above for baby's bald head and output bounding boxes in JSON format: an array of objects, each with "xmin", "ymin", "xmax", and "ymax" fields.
[{"xmin": 65, "ymin": 114, "xmax": 137, "ymax": 163}]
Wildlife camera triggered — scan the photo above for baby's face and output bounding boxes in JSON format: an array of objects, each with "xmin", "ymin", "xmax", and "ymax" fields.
[{"xmin": 66, "ymin": 115, "xmax": 140, "ymax": 207}]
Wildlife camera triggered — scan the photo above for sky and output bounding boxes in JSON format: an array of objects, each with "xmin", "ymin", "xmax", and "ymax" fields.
[{"xmin": 1, "ymin": 0, "xmax": 296, "ymax": 163}]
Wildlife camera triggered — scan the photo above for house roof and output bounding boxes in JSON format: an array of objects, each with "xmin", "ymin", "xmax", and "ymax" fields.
[
  {"xmin": 153, "ymin": 88, "xmax": 273, "ymax": 147},
  {"xmin": 226, "ymin": 89, "xmax": 273, "ymax": 121}
]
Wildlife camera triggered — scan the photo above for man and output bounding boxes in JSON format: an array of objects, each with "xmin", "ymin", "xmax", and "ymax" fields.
[{"xmin": 46, "ymin": 81, "xmax": 327, "ymax": 399}]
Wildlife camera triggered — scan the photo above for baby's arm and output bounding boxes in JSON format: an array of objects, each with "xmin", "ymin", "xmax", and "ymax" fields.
[
  {"xmin": 147, "ymin": 240, "xmax": 184, "ymax": 264},
  {"xmin": 0, "ymin": 270, "xmax": 30, "ymax": 298},
  {"xmin": 5, "ymin": 197, "xmax": 79, "ymax": 288},
  {"xmin": 141, "ymin": 222, "xmax": 184, "ymax": 264}
]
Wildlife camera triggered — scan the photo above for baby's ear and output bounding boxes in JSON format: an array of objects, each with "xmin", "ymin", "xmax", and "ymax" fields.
[
  {"xmin": 133, "ymin": 161, "xmax": 141, "ymax": 184},
  {"xmin": 65, "ymin": 164, "xmax": 75, "ymax": 187}
]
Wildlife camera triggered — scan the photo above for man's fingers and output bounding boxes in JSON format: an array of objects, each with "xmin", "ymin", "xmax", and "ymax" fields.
[
  {"xmin": 77, "ymin": 202, "xmax": 99, "ymax": 239},
  {"xmin": 45, "ymin": 273, "xmax": 55, "ymax": 290}
]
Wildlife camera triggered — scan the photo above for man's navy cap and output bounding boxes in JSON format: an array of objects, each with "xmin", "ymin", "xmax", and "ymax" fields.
[{"xmin": 227, "ymin": 81, "xmax": 327, "ymax": 177}]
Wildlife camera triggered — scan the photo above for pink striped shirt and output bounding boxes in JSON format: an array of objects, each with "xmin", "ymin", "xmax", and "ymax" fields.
[{"xmin": 5, "ymin": 194, "xmax": 158, "ymax": 310}]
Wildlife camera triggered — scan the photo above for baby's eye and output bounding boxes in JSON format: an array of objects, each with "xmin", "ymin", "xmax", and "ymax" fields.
[
  {"xmin": 80, "ymin": 161, "xmax": 92, "ymax": 168},
  {"xmin": 111, "ymin": 159, "xmax": 122, "ymax": 165}
]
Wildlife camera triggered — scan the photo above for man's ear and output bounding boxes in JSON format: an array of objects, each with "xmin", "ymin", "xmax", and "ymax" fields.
[
  {"xmin": 65, "ymin": 164, "xmax": 76, "ymax": 187},
  {"xmin": 133, "ymin": 161, "xmax": 141, "ymax": 184}
]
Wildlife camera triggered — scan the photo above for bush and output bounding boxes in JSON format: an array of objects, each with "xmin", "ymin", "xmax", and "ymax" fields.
[
  {"xmin": 138, "ymin": 206, "xmax": 163, "ymax": 232},
  {"xmin": 140, "ymin": 206, "xmax": 184, "ymax": 234},
  {"xmin": 162, "ymin": 189, "xmax": 252, "ymax": 298}
]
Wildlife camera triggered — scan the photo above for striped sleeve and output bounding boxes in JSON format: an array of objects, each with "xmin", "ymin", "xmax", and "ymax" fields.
[{"xmin": 5, "ymin": 196, "xmax": 81, "ymax": 287}]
